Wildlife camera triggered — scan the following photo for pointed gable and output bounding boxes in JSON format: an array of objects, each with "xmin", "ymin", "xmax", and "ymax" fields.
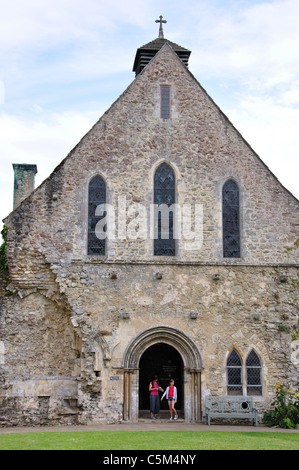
[{"xmin": 4, "ymin": 33, "xmax": 299, "ymax": 274}]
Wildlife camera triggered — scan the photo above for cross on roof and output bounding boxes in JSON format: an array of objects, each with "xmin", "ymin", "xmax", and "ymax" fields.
[{"xmin": 155, "ymin": 15, "xmax": 167, "ymax": 39}]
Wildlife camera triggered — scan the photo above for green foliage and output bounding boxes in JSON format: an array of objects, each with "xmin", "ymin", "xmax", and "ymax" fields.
[
  {"xmin": 278, "ymin": 324, "xmax": 289, "ymax": 333},
  {"xmin": 285, "ymin": 238, "xmax": 299, "ymax": 256},
  {"xmin": 263, "ymin": 383, "xmax": 299, "ymax": 429},
  {"xmin": 291, "ymin": 331, "xmax": 299, "ymax": 341},
  {"xmin": 0, "ymin": 225, "xmax": 9, "ymax": 276}
]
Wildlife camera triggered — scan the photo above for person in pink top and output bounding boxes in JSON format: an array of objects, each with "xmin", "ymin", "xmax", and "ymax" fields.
[{"xmin": 149, "ymin": 375, "xmax": 163, "ymax": 419}]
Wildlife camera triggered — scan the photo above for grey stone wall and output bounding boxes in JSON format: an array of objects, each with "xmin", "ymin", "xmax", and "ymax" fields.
[{"xmin": 1, "ymin": 44, "xmax": 298, "ymax": 426}]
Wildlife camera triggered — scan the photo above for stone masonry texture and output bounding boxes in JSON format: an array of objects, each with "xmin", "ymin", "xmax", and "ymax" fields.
[{"xmin": 0, "ymin": 43, "xmax": 298, "ymax": 426}]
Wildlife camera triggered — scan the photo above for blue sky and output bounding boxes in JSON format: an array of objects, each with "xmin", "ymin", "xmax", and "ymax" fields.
[{"xmin": 1, "ymin": 0, "xmax": 299, "ymax": 226}]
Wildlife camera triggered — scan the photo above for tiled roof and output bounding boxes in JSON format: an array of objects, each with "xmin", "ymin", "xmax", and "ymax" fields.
[{"xmin": 138, "ymin": 37, "xmax": 189, "ymax": 52}]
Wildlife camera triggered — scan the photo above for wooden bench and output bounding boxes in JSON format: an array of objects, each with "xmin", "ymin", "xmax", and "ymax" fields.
[{"xmin": 205, "ymin": 396, "xmax": 258, "ymax": 426}]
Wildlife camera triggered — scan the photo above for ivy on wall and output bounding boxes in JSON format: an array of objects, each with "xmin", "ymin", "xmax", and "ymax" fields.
[{"xmin": 0, "ymin": 225, "xmax": 9, "ymax": 278}]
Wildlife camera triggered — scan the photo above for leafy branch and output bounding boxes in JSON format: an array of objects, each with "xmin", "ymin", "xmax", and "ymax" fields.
[{"xmin": 0, "ymin": 225, "xmax": 9, "ymax": 278}]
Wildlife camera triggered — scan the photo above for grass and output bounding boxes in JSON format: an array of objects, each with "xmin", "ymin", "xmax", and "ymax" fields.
[{"xmin": 0, "ymin": 431, "xmax": 298, "ymax": 450}]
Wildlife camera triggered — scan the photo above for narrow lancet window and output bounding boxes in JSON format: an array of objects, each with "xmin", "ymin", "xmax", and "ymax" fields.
[
  {"xmin": 246, "ymin": 350, "xmax": 262, "ymax": 396},
  {"xmin": 154, "ymin": 163, "xmax": 175, "ymax": 256},
  {"xmin": 227, "ymin": 349, "xmax": 242, "ymax": 395},
  {"xmin": 222, "ymin": 179, "xmax": 240, "ymax": 258},
  {"xmin": 161, "ymin": 86, "xmax": 170, "ymax": 119},
  {"xmin": 88, "ymin": 175, "xmax": 106, "ymax": 255}
]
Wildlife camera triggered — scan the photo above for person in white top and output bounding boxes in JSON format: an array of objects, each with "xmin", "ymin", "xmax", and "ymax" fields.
[{"xmin": 161, "ymin": 379, "xmax": 178, "ymax": 420}]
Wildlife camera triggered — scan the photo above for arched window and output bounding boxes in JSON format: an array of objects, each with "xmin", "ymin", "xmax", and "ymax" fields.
[
  {"xmin": 154, "ymin": 163, "xmax": 176, "ymax": 256},
  {"xmin": 227, "ymin": 349, "xmax": 242, "ymax": 395},
  {"xmin": 246, "ymin": 350, "xmax": 262, "ymax": 396},
  {"xmin": 88, "ymin": 175, "xmax": 106, "ymax": 255},
  {"xmin": 222, "ymin": 179, "xmax": 240, "ymax": 258}
]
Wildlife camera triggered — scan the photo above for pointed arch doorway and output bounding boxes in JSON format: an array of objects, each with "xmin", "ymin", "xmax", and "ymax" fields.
[
  {"xmin": 139, "ymin": 343, "xmax": 184, "ymax": 417},
  {"xmin": 122, "ymin": 326, "xmax": 203, "ymax": 422}
]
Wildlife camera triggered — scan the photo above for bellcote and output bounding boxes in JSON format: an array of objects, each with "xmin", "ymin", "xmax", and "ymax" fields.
[{"xmin": 133, "ymin": 16, "xmax": 191, "ymax": 76}]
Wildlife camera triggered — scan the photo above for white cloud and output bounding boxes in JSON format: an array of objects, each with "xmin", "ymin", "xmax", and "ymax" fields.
[
  {"xmin": 226, "ymin": 94, "xmax": 299, "ymax": 198},
  {"xmin": 184, "ymin": 0, "xmax": 299, "ymax": 202},
  {"xmin": 0, "ymin": 110, "xmax": 100, "ymax": 223},
  {"xmin": 189, "ymin": 0, "xmax": 299, "ymax": 84},
  {"xmin": 278, "ymin": 82, "xmax": 299, "ymax": 106},
  {"xmin": 0, "ymin": 1, "xmax": 110, "ymax": 52},
  {"xmin": 0, "ymin": 0, "xmax": 151, "ymax": 54}
]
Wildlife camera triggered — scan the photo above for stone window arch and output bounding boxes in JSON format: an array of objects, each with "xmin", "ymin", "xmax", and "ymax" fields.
[
  {"xmin": 246, "ymin": 350, "xmax": 262, "ymax": 396},
  {"xmin": 222, "ymin": 179, "xmax": 240, "ymax": 258},
  {"xmin": 227, "ymin": 348, "xmax": 243, "ymax": 395},
  {"xmin": 153, "ymin": 163, "xmax": 176, "ymax": 256},
  {"xmin": 88, "ymin": 174, "xmax": 106, "ymax": 255}
]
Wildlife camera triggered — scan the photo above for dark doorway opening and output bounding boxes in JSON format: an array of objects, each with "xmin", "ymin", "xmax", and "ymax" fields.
[{"xmin": 139, "ymin": 343, "xmax": 184, "ymax": 414}]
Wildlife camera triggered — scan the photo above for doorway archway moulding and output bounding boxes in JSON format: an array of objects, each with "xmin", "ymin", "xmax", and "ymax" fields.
[
  {"xmin": 122, "ymin": 325, "xmax": 203, "ymax": 371},
  {"xmin": 122, "ymin": 325, "xmax": 203, "ymax": 422}
]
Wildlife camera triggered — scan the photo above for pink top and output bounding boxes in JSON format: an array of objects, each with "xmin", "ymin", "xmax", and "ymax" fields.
[{"xmin": 150, "ymin": 381, "xmax": 159, "ymax": 395}]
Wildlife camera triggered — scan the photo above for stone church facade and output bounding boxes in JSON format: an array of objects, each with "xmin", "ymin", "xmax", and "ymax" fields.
[{"xmin": 0, "ymin": 27, "xmax": 298, "ymax": 426}]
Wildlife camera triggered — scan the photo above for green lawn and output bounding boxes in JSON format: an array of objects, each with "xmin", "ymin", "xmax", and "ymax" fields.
[{"xmin": 0, "ymin": 431, "xmax": 298, "ymax": 450}]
